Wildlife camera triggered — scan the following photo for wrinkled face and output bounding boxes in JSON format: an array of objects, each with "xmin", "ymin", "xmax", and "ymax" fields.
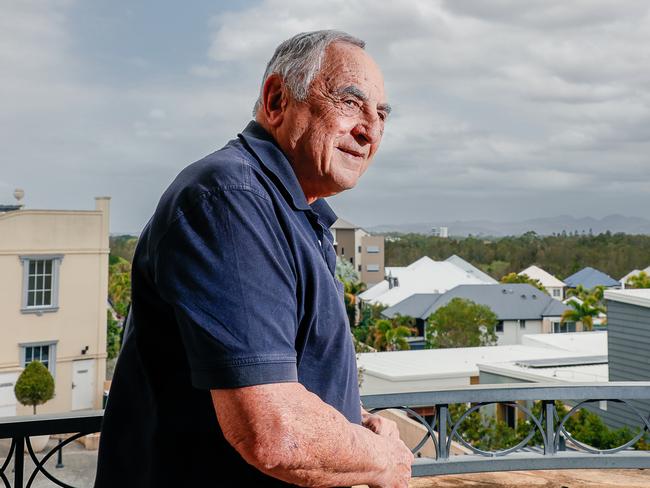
[{"xmin": 277, "ymin": 43, "xmax": 389, "ymax": 200}]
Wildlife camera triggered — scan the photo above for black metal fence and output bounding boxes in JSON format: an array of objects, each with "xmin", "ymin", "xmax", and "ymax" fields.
[
  {"xmin": 1, "ymin": 382, "xmax": 650, "ymax": 486},
  {"xmin": 0, "ymin": 410, "xmax": 102, "ymax": 488}
]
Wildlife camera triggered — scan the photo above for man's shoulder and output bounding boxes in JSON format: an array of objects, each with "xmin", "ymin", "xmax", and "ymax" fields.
[
  {"xmin": 172, "ymin": 138, "xmax": 269, "ymax": 203},
  {"xmin": 143, "ymin": 137, "xmax": 276, "ymax": 245}
]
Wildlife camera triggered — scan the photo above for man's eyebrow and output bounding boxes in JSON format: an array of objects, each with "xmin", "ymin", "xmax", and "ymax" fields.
[{"xmin": 336, "ymin": 85, "xmax": 392, "ymax": 115}]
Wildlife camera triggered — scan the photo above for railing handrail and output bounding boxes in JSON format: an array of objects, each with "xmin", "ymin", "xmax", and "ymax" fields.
[
  {"xmin": 361, "ymin": 381, "xmax": 650, "ymax": 408},
  {"xmin": 0, "ymin": 410, "xmax": 103, "ymax": 438}
]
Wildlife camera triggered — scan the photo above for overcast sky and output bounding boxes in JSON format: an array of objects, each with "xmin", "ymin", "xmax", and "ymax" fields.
[{"xmin": 2, "ymin": 0, "xmax": 649, "ymax": 233}]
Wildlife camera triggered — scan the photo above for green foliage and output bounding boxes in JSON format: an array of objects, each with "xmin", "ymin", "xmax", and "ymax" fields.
[
  {"xmin": 107, "ymin": 311, "xmax": 122, "ymax": 360},
  {"xmin": 108, "ymin": 256, "xmax": 132, "ymax": 318},
  {"xmin": 563, "ymin": 285, "xmax": 606, "ymax": 331},
  {"xmin": 626, "ymin": 270, "xmax": 650, "ymax": 289},
  {"xmin": 500, "ymin": 272, "xmax": 546, "ymax": 293},
  {"xmin": 449, "ymin": 403, "xmax": 520, "ymax": 451},
  {"xmin": 109, "ymin": 235, "xmax": 138, "ymax": 263},
  {"xmin": 335, "ymin": 258, "xmax": 367, "ymax": 329},
  {"xmin": 426, "ymin": 298, "xmax": 498, "ymax": 349},
  {"xmin": 516, "ymin": 401, "xmax": 649, "ymax": 450},
  {"xmin": 449, "ymin": 400, "xmax": 649, "ymax": 453},
  {"xmin": 14, "ymin": 361, "xmax": 55, "ymax": 415},
  {"xmin": 366, "ymin": 315, "xmax": 416, "ymax": 351},
  {"xmin": 385, "ymin": 232, "xmax": 650, "ymax": 281},
  {"xmin": 353, "ymin": 303, "xmax": 386, "ymax": 347},
  {"xmin": 335, "ymin": 257, "xmax": 360, "ymax": 284}
]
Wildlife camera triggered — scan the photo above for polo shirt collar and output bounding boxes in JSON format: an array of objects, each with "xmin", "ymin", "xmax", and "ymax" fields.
[
  {"xmin": 238, "ymin": 121, "xmax": 338, "ymax": 229},
  {"xmin": 238, "ymin": 121, "xmax": 311, "ymax": 211}
]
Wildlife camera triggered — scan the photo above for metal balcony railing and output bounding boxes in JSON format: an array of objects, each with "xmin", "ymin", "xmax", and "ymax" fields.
[
  {"xmin": 1, "ymin": 382, "xmax": 649, "ymax": 486},
  {"xmin": 361, "ymin": 381, "xmax": 650, "ymax": 477},
  {"xmin": 0, "ymin": 410, "xmax": 102, "ymax": 488}
]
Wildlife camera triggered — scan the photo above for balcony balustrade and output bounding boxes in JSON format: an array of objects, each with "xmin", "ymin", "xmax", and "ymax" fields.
[{"xmin": 1, "ymin": 382, "xmax": 649, "ymax": 486}]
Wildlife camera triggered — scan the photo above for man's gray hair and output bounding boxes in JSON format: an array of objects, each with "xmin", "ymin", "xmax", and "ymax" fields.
[{"xmin": 253, "ymin": 30, "xmax": 365, "ymax": 116}]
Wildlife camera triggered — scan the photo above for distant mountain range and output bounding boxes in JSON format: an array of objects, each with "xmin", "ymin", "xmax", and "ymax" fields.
[{"xmin": 367, "ymin": 215, "xmax": 650, "ymax": 237}]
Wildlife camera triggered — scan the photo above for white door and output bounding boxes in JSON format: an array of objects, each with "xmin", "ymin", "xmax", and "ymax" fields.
[
  {"xmin": 0, "ymin": 372, "xmax": 19, "ymax": 418},
  {"xmin": 72, "ymin": 359, "xmax": 96, "ymax": 410}
]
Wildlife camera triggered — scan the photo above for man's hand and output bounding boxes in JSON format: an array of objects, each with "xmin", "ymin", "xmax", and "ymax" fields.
[
  {"xmin": 362, "ymin": 408, "xmax": 413, "ymax": 488},
  {"xmin": 362, "ymin": 409, "xmax": 401, "ymax": 440}
]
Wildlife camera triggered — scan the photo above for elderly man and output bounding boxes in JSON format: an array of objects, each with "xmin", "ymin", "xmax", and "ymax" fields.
[{"xmin": 95, "ymin": 30, "xmax": 413, "ymax": 487}]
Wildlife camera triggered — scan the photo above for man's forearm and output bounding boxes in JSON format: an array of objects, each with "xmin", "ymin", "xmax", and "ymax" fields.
[{"xmin": 212, "ymin": 384, "xmax": 411, "ymax": 487}]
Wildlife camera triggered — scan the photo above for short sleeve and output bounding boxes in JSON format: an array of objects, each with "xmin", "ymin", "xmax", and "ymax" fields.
[{"xmin": 153, "ymin": 188, "xmax": 299, "ymax": 389}]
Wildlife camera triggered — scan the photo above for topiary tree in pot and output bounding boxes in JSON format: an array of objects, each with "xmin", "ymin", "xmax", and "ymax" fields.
[
  {"xmin": 14, "ymin": 361, "xmax": 55, "ymax": 452},
  {"xmin": 14, "ymin": 361, "xmax": 55, "ymax": 415}
]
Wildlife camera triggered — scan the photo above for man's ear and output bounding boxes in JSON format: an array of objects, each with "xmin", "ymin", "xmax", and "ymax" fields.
[{"xmin": 261, "ymin": 74, "xmax": 288, "ymax": 128}]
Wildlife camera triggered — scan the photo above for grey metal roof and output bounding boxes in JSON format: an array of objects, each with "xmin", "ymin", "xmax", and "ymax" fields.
[
  {"xmin": 384, "ymin": 284, "xmax": 568, "ymax": 321},
  {"xmin": 382, "ymin": 293, "xmax": 441, "ymax": 319},
  {"xmin": 445, "ymin": 255, "xmax": 498, "ymax": 284},
  {"xmin": 331, "ymin": 218, "xmax": 357, "ymax": 230},
  {"xmin": 541, "ymin": 298, "xmax": 569, "ymax": 317},
  {"xmin": 564, "ymin": 266, "xmax": 620, "ymax": 289}
]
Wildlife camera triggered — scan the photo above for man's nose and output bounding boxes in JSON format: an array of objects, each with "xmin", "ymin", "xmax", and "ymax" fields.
[{"xmin": 351, "ymin": 114, "xmax": 382, "ymax": 146}]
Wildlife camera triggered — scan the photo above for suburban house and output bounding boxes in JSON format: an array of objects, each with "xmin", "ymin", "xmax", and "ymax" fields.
[
  {"xmin": 381, "ymin": 283, "xmax": 572, "ymax": 346},
  {"xmin": 0, "ymin": 197, "xmax": 109, "ymax": 417},
  {"xmin": 359, "ymin": 255, "xmax": 495, "ymax": 307},
  {"xmin": 619, "ymin": 266, "xmax": 650, "ymax": 288},
  {"xmin": 564, "ymin": 266, "xmax": 620, "ymax": 290},
  {"xmin": 358, "ymin": 332, "xmax": 606, "ymax": 391},
  {"xmin": 358, "ymin": 331, "xmax": 608, "ymax": 428},
  {"xmin": 519, "ymin": 265, "xmax": 566, "ymax": 300},
  {"xmin": 603, "ymin": 288, "xmax": 650, "ymax": 430},
  {"xmin": 331, "ymin": 218, "xmax": 385, "ymax": 285}
]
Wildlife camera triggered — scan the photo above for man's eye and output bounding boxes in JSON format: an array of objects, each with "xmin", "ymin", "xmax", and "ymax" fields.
[
  {"xmin": 378, "ymin": 112, "xmax": 387, "ymax": 122},
  {"xmin": 344, "ymin": 99, "xmax": 360, "ymax": 108}
]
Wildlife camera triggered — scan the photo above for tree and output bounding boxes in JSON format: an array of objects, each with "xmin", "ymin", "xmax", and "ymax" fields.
[
  {"xmin": 426, "ymin": 298, "xmax": 498, "ymax": 349},
  {"xmin": 563, "ymin": 285, "xmax": 606, "ymax": 331},
  {"xmin": 107, "ymin": 311, "xmax": 122, "ymax": 360},
  {"xmin": 14, "ymin": 361, "xmax": 55, "ymax": 415},
  {"xmin": 335, "ymin": 258, "xmax": 367, "ymax": 327},
  {"xmin": 108, "ymin": 257, "xmax": 132, "ymax": 318},
  {"xmin": 561, "ymin": 298, "xmax": 602, "ymax": 331},
  {"xmin": 500, "ymin": 272, "xmax": 546, "ymax": 293},
  {"xmin": 627, "ymin": 271, "xmax": 650, "ymax": 289},
  {"xmin": 366, "ymin": 315, "xmax": 415, "ymax": 351}
]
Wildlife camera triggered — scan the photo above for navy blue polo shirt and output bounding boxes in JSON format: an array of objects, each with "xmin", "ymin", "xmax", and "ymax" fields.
[{"xmin": 95, "ymin": 121, "xmax": 361, "ymax": 487}]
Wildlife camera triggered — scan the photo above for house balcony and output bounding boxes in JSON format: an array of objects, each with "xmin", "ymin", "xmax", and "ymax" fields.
[{"xmin": 1, "ymin": 382, "xmax": 650, "ymax": 487}]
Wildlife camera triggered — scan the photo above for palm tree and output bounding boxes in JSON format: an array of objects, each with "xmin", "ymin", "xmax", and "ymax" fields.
[
  {"xmin": 368, "ymin": 317, "xmax": 415, "ymax": 351},
  {"xmin": 343, "ymin": 280, "xmax": 367, "ymax": 326},
  {"xmin": 566, "ymin": 284, "xmax": 590, "ymax": 302},
  {"xmin": 561, "ymin": 299, "xmax": 602, "ymax": 331},
  {"xmin": 627, "ymin": 271, "xmax": 650, "ymax": 289}
]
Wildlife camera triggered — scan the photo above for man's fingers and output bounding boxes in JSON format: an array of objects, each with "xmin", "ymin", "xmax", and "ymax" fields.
[{"xmin": 362, "ymin": 414, "xmax": 400, "ymax": 440}]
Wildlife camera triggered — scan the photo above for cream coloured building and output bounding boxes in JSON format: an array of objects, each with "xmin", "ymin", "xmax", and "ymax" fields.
[
  {"xmin": 330, "ymin": 218, "xmax": 385, "ymax": 285},
  {"xmin": 0, "ymin": 197, "xmax": 109, "ymax": 417}
]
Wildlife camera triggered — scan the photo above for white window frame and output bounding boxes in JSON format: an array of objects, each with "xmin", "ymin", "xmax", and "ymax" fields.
[
  {"xmin": 366, "ymin": 264, "xmax": 380, "ymax": 272},
  {"xmin": 19, "ymin": 255, "xmax": 63, "ymax": 314},
  {"xmin": 366, "ymin": 245, "xmax": 380, "ymax": 254},
  {"xmin": 19, "ymin": 340, "xmax": 58, "ymax": 378}
]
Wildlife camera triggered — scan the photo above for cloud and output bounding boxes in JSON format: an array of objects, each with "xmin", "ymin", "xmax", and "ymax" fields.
[{"xmin": 2, "ymin": 0, "xmax": 650, "ymax": 230}]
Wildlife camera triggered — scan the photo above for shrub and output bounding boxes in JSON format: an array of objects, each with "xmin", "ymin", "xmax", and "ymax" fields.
[{"xmin": 14, "ymin": 361, "xmax": 55, "ymax": 415}]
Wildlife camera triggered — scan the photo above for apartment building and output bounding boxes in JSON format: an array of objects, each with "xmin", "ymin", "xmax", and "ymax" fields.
[
  {"xmin": 0, "ymin": 196, "xmax": 109, "ymax": 417},
  {"xmin": 331, "ymin": 218, "xmax": 385, "ymax": 285}
]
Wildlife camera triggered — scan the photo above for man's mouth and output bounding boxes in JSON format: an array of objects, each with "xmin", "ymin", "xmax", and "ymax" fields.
[{"xmin": 337, "ymin": 147, "xmax": 364, "ymax": 159}]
